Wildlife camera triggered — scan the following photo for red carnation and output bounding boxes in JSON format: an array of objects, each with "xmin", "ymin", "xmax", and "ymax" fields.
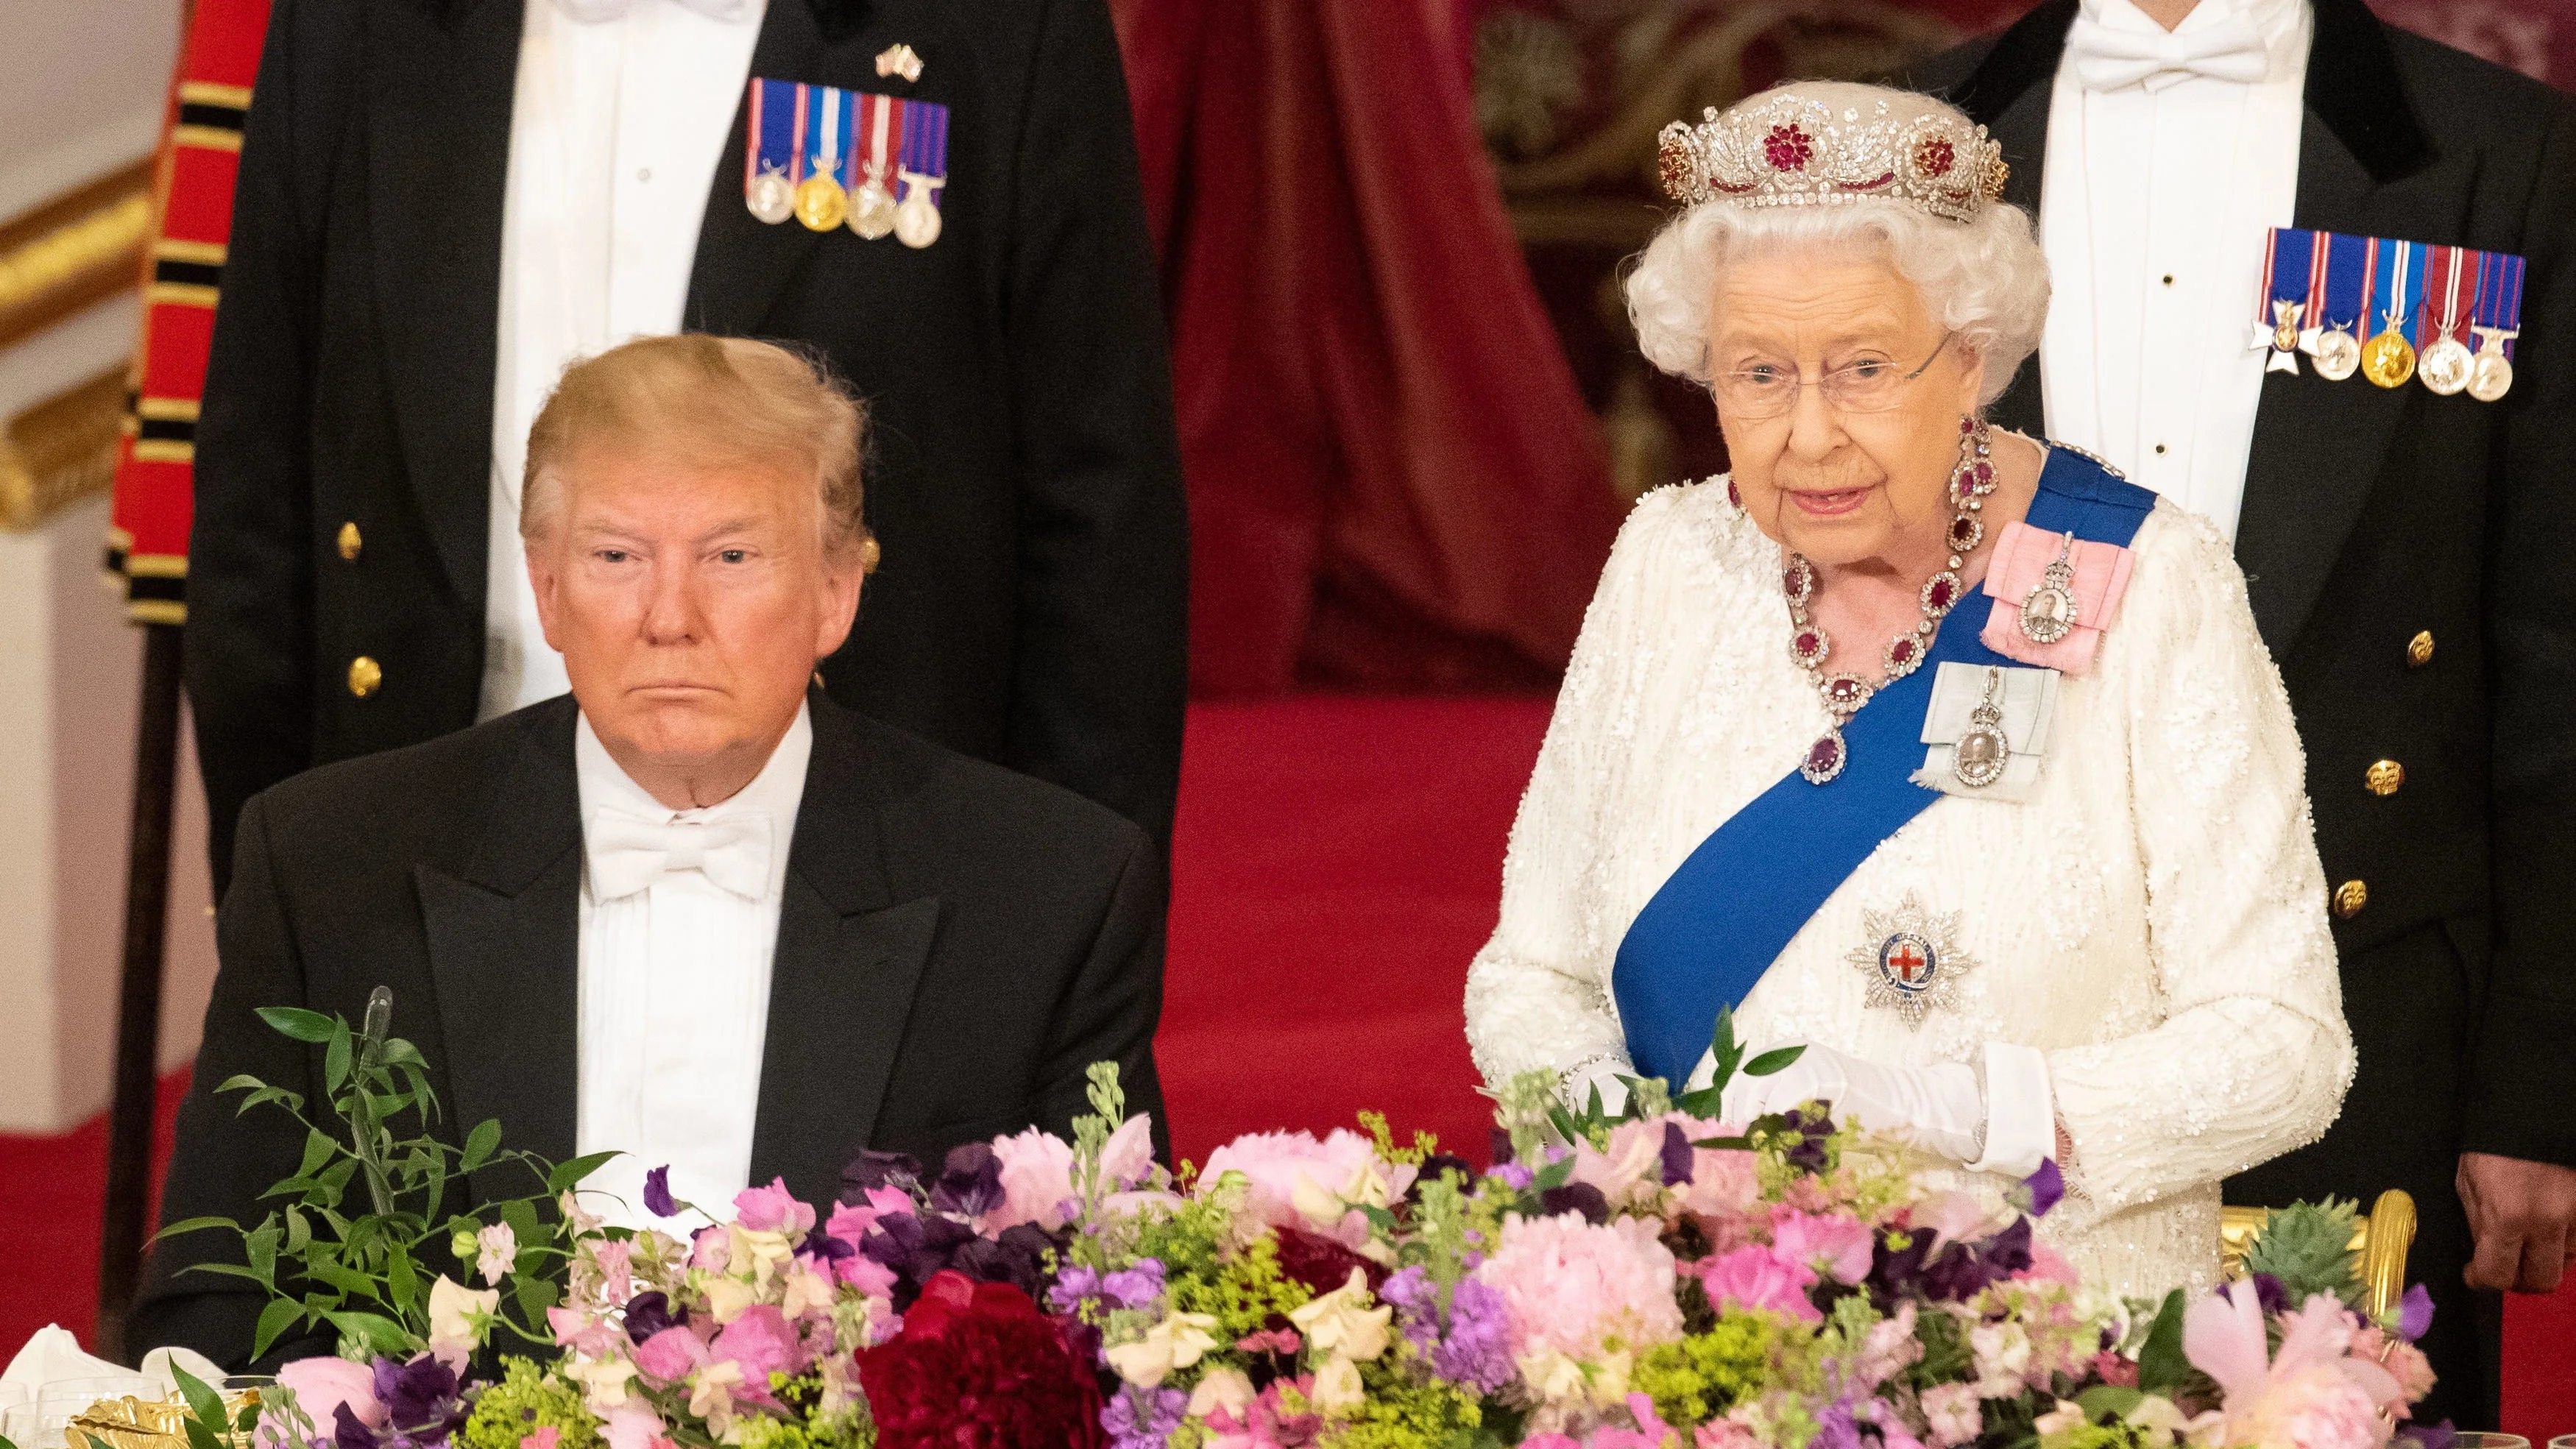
[
  {"xmin": 1763, "ymin": 124, "xmax": 1814, "ymax": 171},
  {"xmin": 1272, "ymin": 1226, "xmax": 1387, "ymax": 1297},
  {"xmin": 854, "ymin": 1271, "xmax": 1105, "ymax": 1449}
]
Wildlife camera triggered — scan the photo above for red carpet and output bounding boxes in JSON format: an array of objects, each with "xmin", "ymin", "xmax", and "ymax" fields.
[{"xmin": 1, "ymin": 696, "xmax": 2569, "ymax": 1433}]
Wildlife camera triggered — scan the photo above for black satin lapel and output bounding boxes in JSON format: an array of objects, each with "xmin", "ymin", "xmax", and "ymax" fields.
[
  {"xmin": 417, "ymin": 857, "xmax": 581, "ymax": 1202},
  {"xmin": 2303, "ymin": 0, "xmax": 2435, "ymax": 188},
  {"xmin": 748, "ymin": 891, "xmax": 941, "ymax": 1202},
  {"xmin": 369, "ymin": 0, "xmax": 521, "ymax": 607},
  {"xmin": 2237, "ymin": 102, "xmax": 2475, "ymax": 648},
  {"xmin": 684, "ymin": 6, "xmax": 834, "ymax": 336}
]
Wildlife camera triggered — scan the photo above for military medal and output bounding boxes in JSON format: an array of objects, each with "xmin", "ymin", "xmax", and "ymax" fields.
[
  {"xmin": 2416, "ymin": 245, "xmax": 2476, "ymax": 396},
  {"xmin": 1950, "ymin": 667, "xmax": 2012, "ymax": 790},
  {"xmin": 2017, "ymin": 530, "xmax": 2079, "ymax": 645},
  {"xmin": 2467, "ymin": 249, "xmax": 2525, "ymax": 403},
  {"xmin": 1847, "ymin": 893, "xmax": 1975, "ymax": 1027},
  {"xmin": 893, "ymin": 98, "xmax": 951, "ymax": 249},
  {"xmin": 2249, "ymin": 229, "xmax": 2324, "ymax": 375},
  {"xmin": 743, "ymin": 79, "xmax": 802, "ymax": 224},
  {"xmin": 848, "ymin": 92, "xmax": 901, "ymax": 240},
  {"xmin": 793, "ymin": 85, "xmax": 851, "ymax": 233},
  {"xmin": 2359, "ymin": 237, "xmax": 2423, "ymax": 389}
]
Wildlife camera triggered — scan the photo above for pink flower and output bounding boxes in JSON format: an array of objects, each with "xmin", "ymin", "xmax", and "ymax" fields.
[
  {"xmin": 1769, "ymin": 1210, "xmax": 1875, "ymax": 1286},
  {"xmin": 1692, "ymin": 1244, "xmax": 1821, "ymax": 1322},
  {"xmin": 1101, "ymin": 1115, "xmax": 1156, "ymax": 1188},
  {"xmin": 2186, "ymin": 1283, "xmax": 2403, "ymax": 1449},
  {"xmin": 985, "ymin": 1127, "xmax": 1077, "ymax": 1233},
  {"xmin": 520, "ymin": 1428, "xmax": 561, "ymax": 1449},
  {"xmin": 598, "ymin": 1405, "xmax": 668, "ymax": 1449},
  {"xmin": 1570, "ymin": 1119, "xmax": 1669, "ymax": 1209},
  {"xmin": 1474, "ymin": 1211, "xmax": 1685, "ymax": 1365},
  {"xmin": 633, "ymin": 1325, "xmax": 710, "ymax": 1385},
  {"xmin": 1696, "ymin": 1420, "xmax": 1760, "ymax": 1449},
  {"xmin": 710, "ymin": 1303, "xmax": 810, "ymax": 1385},
  {"xmin": 589, "ymin": 1240, "xmax": 635, "ymax": 1305},
  {"xmin": 824, "ymin": 1187, "xmax": 911, "ymax": 1247},
  {"xmin": 1855, "ymin": 1302, "xmax": 1923, "ymax": 1388},
  {"xmin": 688, "ymin": 1225, "xmax": 731, "ymax": 1273},
  {"xmin": 1911, "ymin": 1191, "xmax": 1995, "ymax": 1252},
  {"xmin": 1919, "ymin": 1383, "xmax": 1982, "ymax": 1448},
  {"xmin": 732, "ymin": 1177, "xmax": 815, "ymax": 1238},
  {"xmin": 1677, "ymin": 1141, "xmax": 1761, "ymax": 1225},
  {"xmin": 1198, "ymin": 1130, "xmax": 1415, "ymax": 1233},
  {"xmin": 2023, "ymin": 1239, "xmax": 2081, "ymax": 1287},
  {"xmin": 833, "ymin": 1250, "xmax": 899, "ymax": 1297},
  {"xmin": 547, "ymin": 1306, "xmax": 624, "ymax": 1358},
  {"xmin": 2348, "ymin": 1327, "xmax": 2435, "ymax": 1410},
  {"xmin": 269, "ymin": 1356, "xmax": 384, "ymax": 1448}
]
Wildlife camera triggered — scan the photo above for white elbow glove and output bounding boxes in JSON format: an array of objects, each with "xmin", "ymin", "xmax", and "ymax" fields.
[
  {"xmin": 1716, "ymin": 1039, "xmax": 2056, "ymax": 1177},
  {"xmin": 1561, "ymin": 1057, "xmax": 1633, "ymax": 1116}
]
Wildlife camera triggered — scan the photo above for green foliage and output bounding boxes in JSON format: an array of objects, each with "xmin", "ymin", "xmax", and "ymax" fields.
[
  {"xmin": 2242, "ymin": 1199, "xmax": 2363, "ymax": 1307},
  {"xmin": 154, "ymin": 988, "xmax": 607, "ymax": 1358},
  {"xmin": 1321, "ymin": 1372, "xmax": 1485, "ymax": 1449},
  {"xmin": 1356, "ymin": 1110, "xmax": 1439, "ymax": 1168},
  {"xmin": 1171, "ymin": 1234, "xmax": 1314, "ymax": 1341},
  {"xmin": 459, "ymin": 1359, "xmax": 606, "ymax": 1449},
  {"xmin": 2133, "ymin": 1289, "xmax": 2193, "ymax": 1394},
  {"xmin": 1633, "ymin": 1312, "xmax": 1786, "ymax": 1426}
]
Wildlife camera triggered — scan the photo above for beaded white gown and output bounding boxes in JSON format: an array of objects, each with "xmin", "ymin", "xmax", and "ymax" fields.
[{"xmin": 1464, "ymin": 470, "xmax": 2354, "ymax": 1300}]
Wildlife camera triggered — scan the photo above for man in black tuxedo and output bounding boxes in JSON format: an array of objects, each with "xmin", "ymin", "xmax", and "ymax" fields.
[
  {"xmin": 185, "ymin": 0, "xmax": 1186, "ymax": 899},
  {"xmin": 1917, "ymin": 0, "xmax": 2576, "ymax": 1424},
  {"xmin": 133, "ymin": 336, "xmax": 1165, "ymax": 1367}
]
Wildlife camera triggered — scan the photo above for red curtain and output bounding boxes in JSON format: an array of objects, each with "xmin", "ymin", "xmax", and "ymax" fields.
[{"xmin": 1112, "ymin": 0, "xmax": 1627, "ymax": 695}]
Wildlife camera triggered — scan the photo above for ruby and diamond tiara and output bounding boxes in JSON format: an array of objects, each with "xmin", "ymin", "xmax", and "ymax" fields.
[{"xmin": 1656, "ymin": 88, "xmax": 2009, "ymax": 224}]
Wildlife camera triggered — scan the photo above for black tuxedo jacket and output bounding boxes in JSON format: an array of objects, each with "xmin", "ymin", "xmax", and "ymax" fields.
[
  {"xmin": 129, "ymin": 691, "xmax": 1167, "ymax": 1368},
  {"xmin": 1917, "ymin": 4, "xmax": 2576, "ymax": 1420},
  {"xmin": 184, "ymin": 0, "xmax": 1188, "ymax": 894}
]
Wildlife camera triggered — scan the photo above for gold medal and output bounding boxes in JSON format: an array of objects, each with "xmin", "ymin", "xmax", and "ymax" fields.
[
  {"xmin": 795, "ymin": 171, "xmax": 849, "ymax": 232},
  {"xmin": 2270, "ymin": 300, "xmax": 2304, "ymax": 355},
  {"xmin": 2311, "ymin": 324, "xmax": 2361, "ymax": 381},
  {"xmin": 894, "ymin": 169, "xmax": 944, "ymax": 249},
  {"xmin": 747, "ymin": 165, "xmax": 796, "ymax": 225},
  {"xmin": 850, "ymin": 169, "xmax": 898, "ymax": 240},
  {"xmin": 2418, "ymin": 337, "xmax": 2472, "ymax": 395},
  {"xmin": 2469, "ymin": 325, "xmax": 2518, "ymax": 403},
  {"xmin": 2360, "ymin": 320, "xmax": 2416, "ymax": 389}
]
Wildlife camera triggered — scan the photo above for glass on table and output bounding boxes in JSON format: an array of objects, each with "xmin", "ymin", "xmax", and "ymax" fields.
[
  {"xmin": 30, "ymin": 1378, "xmax": 169, "ymax": 1449},
  {"xmin": 2451, "ymin": 1436, "xmax": 2530, "ymax": 1449}
]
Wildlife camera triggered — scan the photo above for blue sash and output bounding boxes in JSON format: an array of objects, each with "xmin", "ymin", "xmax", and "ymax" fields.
[{"xmin": 1611, "ymin": 449, "xmax": 2156, "ymax": 1085}]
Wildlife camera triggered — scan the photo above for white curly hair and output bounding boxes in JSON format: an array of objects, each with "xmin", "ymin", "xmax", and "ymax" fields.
[{"xmin": 1624, "ymin": 84, "xmax": 2050, "ymax": 407}]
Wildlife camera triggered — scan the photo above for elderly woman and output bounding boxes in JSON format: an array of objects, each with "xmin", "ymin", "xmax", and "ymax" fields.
[{"xmin": 1463, "ymin": 82, "xmax": 2352, "ymax": 1297}]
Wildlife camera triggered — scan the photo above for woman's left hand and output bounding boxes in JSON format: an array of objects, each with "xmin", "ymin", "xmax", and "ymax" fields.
[{"xmin": 1719, "ymin": 1040, "xmax": 1985, "ymax": 1163}]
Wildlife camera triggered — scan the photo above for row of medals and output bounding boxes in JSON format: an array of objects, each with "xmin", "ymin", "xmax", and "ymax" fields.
[
  {"xmin": 749, "ymin": 163, "xmax": 941, "ymax": 249},
  {"xmin": 2275, "ymin": 302, "xmax": 2516, "ymax": 401}
]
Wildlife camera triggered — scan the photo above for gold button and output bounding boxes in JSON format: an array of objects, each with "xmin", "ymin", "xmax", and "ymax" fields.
[
  {"xmin": 2365, "ymin": 759, "xmax": 2405, "ymax": 796},
  {"xmin": 336, "ymin": 521, "xmax": 362, "ymax": 561},
  {"xmin": 2407, "ymin": 631, "xmax": 2434, "ymax": 667},
  {"xmin": 347, "ymin": 655, "xmax": 382, "ymax": 698},
  {"xmin": 2332, "ymin": 879, "xmax": 2368, "ymax": 918}
]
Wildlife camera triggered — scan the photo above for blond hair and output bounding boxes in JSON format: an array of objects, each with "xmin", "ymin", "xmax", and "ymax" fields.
[{"xmin": 522, "ymin": 334, "xmax": 874, "ymax": 564}]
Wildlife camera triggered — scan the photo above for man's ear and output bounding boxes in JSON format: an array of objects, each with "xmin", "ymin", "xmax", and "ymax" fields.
[{"xmin": 813, "ymin": 553, "xmax": 865, "ymax": 662}]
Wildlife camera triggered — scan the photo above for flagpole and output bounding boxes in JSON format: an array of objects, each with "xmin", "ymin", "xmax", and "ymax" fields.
[{"xmin": 93, "ymin": 621, "xmax": 185, "ymax": 1365}]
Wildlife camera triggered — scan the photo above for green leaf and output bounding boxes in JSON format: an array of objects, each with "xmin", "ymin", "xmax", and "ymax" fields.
[
  {"xmin": 319, "ymin": 1309, "xmax": 411, "ymax": 1356},
  {"xmin": 500, "ymin": 1197, "xmax": 542, "ymax": 1251},
  {"xmin": 1744, "ymin": 1045, "xmax": 1807, "ymax": 1077},
  {"xmin": 215, "ymin": 1074, "xmax": 267, "ymax": 1095},
  {"xmin": 302, "ymin": 1255, "xmax": 377, "ymax": 1298},
  {"xmin": 324, "ymin": 1021, "xmax": 353, "ymax": 1095},
  {"xmin": 546, "ymin": 1150, "xmax": 619, "ymax": 1195},
  {"xmin": 1690, "ymin": 1134, "xmax": 1755, "ymax": 1150},
  {"xmin": 283, "ymin": 1204, "xmax": 311, "ymax": 1254},
  {"xmin": 460, "ymin": 1119, "xmax": 503, "ymax": 1174},
  {"xmin": 258, "ymin": 1007, "xmax": 339, "ymax": 1044},
  {"xmin": 177, "ymin": 1261, "xmax": 275, "ymax": 1285},
  {"xmin": 299, "ymin": 1127, "xmax": 337, "ymax": 1180},
  {"xmin": 2076, "ymin": 1387, "xmax": 2145, "ymax": 1424},
  {"xmin": 386, "ymin": 1240, "xmax": 419, "ymax": 1311},
  {"xmin": 170, "ymin": 1361, "xmax": 226, "ymax": 1428},
  {"xmin": 250, "ymin": 1299, "xmax": 305, "ymax": 1362},
  {"xmin": 513, "ymin": 1272, "xmax": 559, "ymax": 1325},
  {"xmin": 2135, "ymin": 1289, "xmax": 2191, "ymax": 1392},
  {"xmin": 244, "ymin": 1218, "xmax": 281, "ymax": 1282},
  {"xmin": 151, "ymin": 1215, "xmax": 238, "ymax": 1242},
  {"xmin": 378, "ymin": 1039, "xmax": 426, "ymax": 1070}
]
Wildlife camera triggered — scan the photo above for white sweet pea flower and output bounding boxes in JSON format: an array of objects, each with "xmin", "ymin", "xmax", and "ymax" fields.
[
  {"xmin": 1970, "ymin": 1321, "xmax": 2034, "ymax": 1397},
  {"xmin": 1310, "ymin": 1356, "xmax": 1366, "ymax": 1417},
  {"xmin": 428, "ymin": 1275, "xmax": 500, "ymax": 1355},
  {"xmin": 1101, "ymin": 1311, "xmax": 1221, "ymax": 1388},
  {"xmin": 564, "ymin": 1353, "xmax": 637, "ymax": 1413},
  {"xmin": 475, "ymin": 1222, "xmax": 517, "ymax": 1286},
  {"xmin": 1285, "ymin": 1269, "xmax": 1390, "ymax": 1363},
  {"xmin": 701, "ymin": 1275, "xmax": 760, "ymax": 1325},
  {"xmin": 1186, "ymin": 1367, "xmax": 1255, "ymax": 1419},
  {"xmin": 687, "ymin": 1359, "xmax": 744, "ymax": 1430}
]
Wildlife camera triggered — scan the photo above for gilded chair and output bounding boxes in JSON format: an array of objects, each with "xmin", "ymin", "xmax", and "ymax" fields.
[{"xmin": 2219, "ymin": 1189, "xmax": 2418, "ymax": 1320}]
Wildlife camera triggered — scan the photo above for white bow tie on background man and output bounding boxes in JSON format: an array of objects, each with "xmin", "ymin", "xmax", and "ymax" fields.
[
  {"xmin": 551, "ymin": 0, "xmax": 755, "ymax": 23},
  {"xmin": 2066, "ymin": 7, "xmax": 2269, "ymax": 92},
  {"xmin": 586, "ymin": 811, "xmax": 774, "ymax": 901}
]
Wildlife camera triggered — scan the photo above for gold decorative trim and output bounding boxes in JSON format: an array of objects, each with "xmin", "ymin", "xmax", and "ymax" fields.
[
  {"xmin": 0, "ymin": 158, "xmax": 155, "ymax": 350},
  {"xmin": 124, "ymin": 553, "xmax": 187, "ymax": 579},
  {"xmin": 2218, "ymin": 1188, "xmax": 2416, "ymax": 1322},
  {"xmin": 0, "ymin": 366, "xmax": 127, "ymax": 532},
  {"xmin": 179, "ymin": 80, "xmax": 253, "ymax": 110},
  {"xmin": 146, "ymin": 280, "xmax": 219, "ymax": 308},
  {"xmin": 153, "ymin": 238, "xmax": 226, "ymax": 266},
  {"xmin": 130, "ymin": 439, "xmax": 194, "ymax": 464},
  {"xmin": 136, "ymin": 395, "xmax": 199, "ymax": 422},
  {"xmin": 171, "ymin": 124, "xmax": 244, "ymax": 154}
]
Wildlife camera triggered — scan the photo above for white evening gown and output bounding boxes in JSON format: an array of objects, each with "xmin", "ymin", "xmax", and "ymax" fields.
[{"xmin": 1465, "ymin": 470, "xmax": 2354, "ymax": 1300}]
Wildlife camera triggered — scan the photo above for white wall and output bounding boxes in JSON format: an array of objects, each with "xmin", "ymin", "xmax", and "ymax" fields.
[{"xmin": 0, "ymin": 0, "xmax": 213, "ymax": 1133}]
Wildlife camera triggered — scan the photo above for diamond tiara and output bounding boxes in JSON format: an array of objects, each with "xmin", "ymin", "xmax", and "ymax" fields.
[{"xmin": 1656, "ymin": 88, "xmax": 2009, "ymax": 224}]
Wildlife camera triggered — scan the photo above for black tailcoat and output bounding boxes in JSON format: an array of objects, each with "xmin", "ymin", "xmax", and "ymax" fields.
[
  {"xmin": 1917, "ymin": 2, "xmax": 2576, "ymax": 1424},
  {"xmin": 130, "ymin": 690, "xmax": 1167, "ymax": 1368},
  {"xmin": 183, "ymin": 0, "xmax": 1188, "ymax": 892}
]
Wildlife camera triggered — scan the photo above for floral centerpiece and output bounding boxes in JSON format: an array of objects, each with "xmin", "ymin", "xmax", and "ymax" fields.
[{"xmin": 152, "ymin": 997, "xmax": 2441, "ymax": 1449}]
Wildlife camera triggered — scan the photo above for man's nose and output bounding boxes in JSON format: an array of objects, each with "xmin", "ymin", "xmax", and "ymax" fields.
[{"xmin": 640, "ymin": 562, "xmax": 704, "ymax": 644}]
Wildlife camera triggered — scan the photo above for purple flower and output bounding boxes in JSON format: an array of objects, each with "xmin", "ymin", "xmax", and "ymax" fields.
[
  {"xmin": 1539, "ymin": 1181, "xmax": 1610, "ymax": 1225},
  {"xmin": 930, "ymin": 1143, "xmax": 1005, "ymax": 1220},
  {"xmin": 1377, "ymin": 1265, "xmax": 1515, "ymax": 1395},
  {"xmin": 1659, "ymin": 1122, "xmax": 1696, "ymax": 1187},
  {"xmin": 839, "ymin": 1149, "xmax": 923, "ymax": 1202},
  {"xmin": 622, "ymin": 1290, "xmax": 686, "ymax": 1345},
  {"xmin": 1781, "ymin": 1105, "xmax": 1835, "ymax": 1175},
  {"xmin": 333, "ymin": 1404, "xmax": 378, "ymax": 1449},
  {"xmin": 1049, "ymin": 1265, "xmax": 1103, "ymax": 1316},
  {"xmin": 2398, "ymin": 1283, "xmax": 2435, "ymax": 1342},
  {"xmin": 2014, "ymin": 1159, "xmax": 2064, "ymax": 1218},
  {"xmin": 1100, "ymin": 1384, "xmax": 1186, "ymax": 1449},
  {"xmin": 1809, "ymin": 1397, "xmax": 1864, "ymax": 1449},
  {"xmin": 1101, "ymin": 1260, "xmax": 1167, "ymax": 1310},
  {"xmin": 1490, "ymin": 1162, "xmax": 1535, "ymax": 1191},
  {"xmin": 369, "ymin": 1356, "xmax": 465, "ymax": 1447},
  {"xmin": 640, "ymin": 1166, "xmax": 676, "ymax": 1219},
  {"xmin": 1869, "ymin": 1216, "xmax": 2031, "ymax": 1307},
  {"xmin": 2248, "ymin": 1272, "xmax": 2290, "ymax": 1318}
]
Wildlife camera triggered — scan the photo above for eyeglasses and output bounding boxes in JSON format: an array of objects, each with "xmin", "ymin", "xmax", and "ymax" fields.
[{"xmin": 1710, "ymin": 333, "xmax": 1953, "ymax": 419}]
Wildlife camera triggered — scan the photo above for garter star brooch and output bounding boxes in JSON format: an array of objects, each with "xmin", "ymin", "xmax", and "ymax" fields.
[{"xmin": 1848, "ymin": 892, "xmax": 1975, "ymax": 1027}]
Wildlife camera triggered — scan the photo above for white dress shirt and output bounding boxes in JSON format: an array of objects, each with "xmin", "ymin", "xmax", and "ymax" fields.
[
  {"xmin": 573, "ymin": 704, "xmax": 810, "ymax": 1225},
  {"xmin": 479, "ymin": 0, "xmax": 767, "ymax": 719},
  {"xmin": 2037, "ymin": 0, "xmax": 2311, "ymax": 541}
]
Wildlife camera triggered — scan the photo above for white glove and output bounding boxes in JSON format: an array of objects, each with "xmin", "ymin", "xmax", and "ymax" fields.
[
  {"xmin": 1715, "ymin": 1040, "xmax": 2057, "ymax": 1176},
  {"xmin": 1561, "ymin": 1057, "xmax": 1632, "ymax": 1116}
]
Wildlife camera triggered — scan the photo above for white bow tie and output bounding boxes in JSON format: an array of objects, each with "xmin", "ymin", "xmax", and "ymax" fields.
[
  {"xmin": 587, "ymin": 810, "xmax": 772, "ymax": 901},
  {"xmin": 552, "ymin": 0, "xmax": 755, "ymax": 24},
  {"xmin": 2066, "ymin": 10, "xmax": 2270, "ymax": 92}
]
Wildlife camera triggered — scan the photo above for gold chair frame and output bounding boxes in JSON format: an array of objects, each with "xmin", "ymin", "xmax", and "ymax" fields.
[{"xmin": 2218, "ymin": 1188, "xmax": 2417, "ymax": 1321}]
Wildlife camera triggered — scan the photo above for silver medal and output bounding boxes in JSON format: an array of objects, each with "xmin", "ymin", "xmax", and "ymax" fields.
[
  {"xmin": 1950, "ymin": 667, "xmax": 2012, "ymax": 790},
  {"xmin": 2017, "ymin": 531, "xmax": 2080, "ymax": 645},
  {"xmin": 2419, "ymin": 336, "xmax": 2474, "ymax": 396},
  {"xmin": 894, "ymin": 170, "xmax": 945, "ymax": 249},
  {"xmin": 746, "ymin": 165, "xmax": 796, "ymax": 225},
  {"xmin": 1847, "ymin": 892, "xmax": 1976, "ymax": 1027},
  {"xmin": 2310, "ymin": 324, "xmax": 2362, "ymax": 382}
]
